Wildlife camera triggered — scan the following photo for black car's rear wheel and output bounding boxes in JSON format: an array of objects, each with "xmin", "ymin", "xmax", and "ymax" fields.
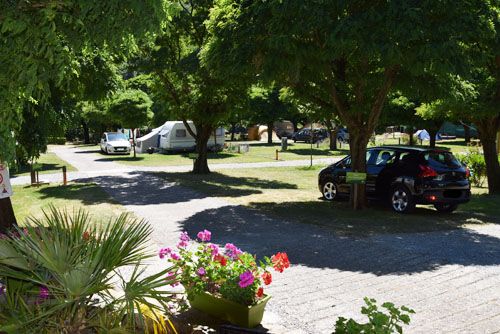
[
  {"xmin": 321, "ymin": 179, "xmax": 338, "ymax": 201},
  {"xmin": 390, "ymin": 185, "xmax": 415, "ymax": 213},
  {"xmin": 434, "ymin": 203, "xmax": 458, "ymax": 213}
]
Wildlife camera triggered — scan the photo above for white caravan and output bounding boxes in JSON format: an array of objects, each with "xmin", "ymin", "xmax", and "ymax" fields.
[{"xmin": 136, "ymin": 121, "xmax": 225, "ymax": 153}]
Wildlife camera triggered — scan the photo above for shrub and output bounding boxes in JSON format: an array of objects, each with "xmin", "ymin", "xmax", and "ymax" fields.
[
  {"xmin": 456, "ymin": 150, "xmax": 486, "ymax": 187},
  {"xmin": 333, "ymin": 297, "xmax": 414, "ymax": 334},
  {"xmin": 47, "ymin": 137, "xmax": 66, "ymax": 145},
  {"xmin": 160, "ymin": 230, "xmax": 290, "ymax": 306},
  {"xmin": 0, "ymin": 207, "xmax": 179, "ymax": 334}
]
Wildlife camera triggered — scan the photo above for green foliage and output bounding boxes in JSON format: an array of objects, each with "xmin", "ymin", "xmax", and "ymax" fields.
[
  {"xmin": 333, "ymin": 298, "xmax": 415, "ymax": 334},
  {"xmin": 0, "ymin": 207, "xmax": 178, "ymax": 334},
  {"xmin": 0, "ymin": 0, "xmax": 170, "ymax": 162},
  {"xmin": 108, "ymin": 89, "xmax": 153, "ymax": 129},
  {"xmin": 163, "ymin": 230, "xmax": 289, "ymax": 306},
  {"xmin": 456, "ymin": 150, "xmax": 487, "ymax": 187}
]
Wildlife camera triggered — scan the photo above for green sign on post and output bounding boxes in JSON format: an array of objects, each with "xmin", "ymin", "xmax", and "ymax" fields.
[
  {"xmin": 346, "ymin": 172, "xmax": 367, "ymax": 184},
  {"xmin": 188, "ymin": 153, "xmax": 199, "ymax": 159}
]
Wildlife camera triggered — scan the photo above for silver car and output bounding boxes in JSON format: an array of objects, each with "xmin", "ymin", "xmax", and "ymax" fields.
[{"xmin": 100, "ymin": 132, "xmax": 131, "ymax": 155}]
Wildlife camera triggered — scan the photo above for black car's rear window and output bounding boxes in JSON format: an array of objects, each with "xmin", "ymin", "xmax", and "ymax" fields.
[{"xmin": 423, "ymin": 151, "xmax": 461, "ymax": 168}]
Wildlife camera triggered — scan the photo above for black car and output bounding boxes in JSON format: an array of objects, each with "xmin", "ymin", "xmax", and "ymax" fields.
[
  {"xmin": 318, "ymin": 146, "xmax": 471, "ymax": 213},
  {"xmin": 292, "ymin": 128, "xmax": 329, "ymax": 143}
]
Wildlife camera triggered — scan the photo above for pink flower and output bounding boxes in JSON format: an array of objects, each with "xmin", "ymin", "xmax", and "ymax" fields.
[
  {"xmin": 238, "ymin": 270, "xmax": 254, "ymax": 288},
  {"xmin": 38, "ymin": 286, "xmax": 49, "ymax": 299},
  {"xmin": 158, "ymin": 247, "xmax": 172, "ymax": 259},
  {"xmin": 170, "ymin": 252, "xmax": 180, "ymax": 260},
  {"xmin": 225, "ymin": 243, "xmax": 242, "ymax": 259},
  {"xmin": 166, "ymin": 272, "xmax": 179, "ymax": 287},
  {"xmin": 177, "ymin": 240, "xmax": 189, "ymax": 248},
  {"xmin": 197, "ymin": 229, "xmax": 212, "ymax": 242},
  {"xmin": 179, "ymin": 232, "xmax": 190, "ymax": 242},
  {"xmin": 208, "ymin": 243, "xmax": 219, "ymax": 256},
  {"xmin": 197, "ymin": 267, "xmax": 206, "ymax": 276}
]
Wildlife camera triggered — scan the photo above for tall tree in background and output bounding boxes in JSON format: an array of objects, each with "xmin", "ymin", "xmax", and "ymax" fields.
[
  {"xmin": 108, "ymin": 89, "xmax": 153, "ymax": 158},
  {"xmin": 204, "ymin": 0, "xmax": 490, "ymax": 209},
  {"xmin": 142, "ymin": 0, "xmax": 237, "ymax": 174},
  {"xmin": 248, "ymin": 86, "xmax": 290, "ymax": 144},
  {"xmin": 0, "ymin": 0, "xmax": 167, "ymax": 229}
]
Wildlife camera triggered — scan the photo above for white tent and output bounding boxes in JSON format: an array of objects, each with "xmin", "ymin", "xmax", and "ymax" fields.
[
  {"xmin": 415, "ymin": 129, "xmax": 430, "ymax": 141},
  {"xmin": 136, "ymin": 123, "xmax": 166, "ymax": 153}
]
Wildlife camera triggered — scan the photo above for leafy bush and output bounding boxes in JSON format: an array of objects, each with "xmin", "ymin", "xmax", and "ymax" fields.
[
  {"xmin": 0, "ymin": 207, "xmax": 179, "ymax": 334},
  {"xmin": 47, "ymin": 137, "xmax": 66, "ymax": 145},
  {"xmin": 160, "ymin": 230, "xmax": 289, "ymax": 306},
  {"xmin": 456, "ymin": 150, "xmax": 486, "ymax": 187},
  {"xmin": 333, "ymin": 297, "xmax": 414, "ymax": 334}
]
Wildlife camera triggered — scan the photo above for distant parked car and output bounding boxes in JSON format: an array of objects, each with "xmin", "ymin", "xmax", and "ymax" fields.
[
  {"xmin": 292, "ymin": 128, "xmax": 328, "ymax": 143},
  {"xmin": 336, "ymin": 128, "xmax": 349, "ymax": 143},
  {"xmin": 100, "ymin": 132, "xmax": 131, "ymax": 155},
  {"xmin": 318, "ymin": 146, "xmax": 471, "ymax": 213}
]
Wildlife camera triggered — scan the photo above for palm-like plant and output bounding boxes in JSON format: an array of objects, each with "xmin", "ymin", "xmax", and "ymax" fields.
[{"xmin": 0, "ymin": 207, "xmax": 178, "ymax": 334}]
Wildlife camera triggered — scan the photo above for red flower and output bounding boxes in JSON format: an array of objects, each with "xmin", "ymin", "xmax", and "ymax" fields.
[
  {"xmin": 262, "ymin": 272, "xmax": 272, "ymax": 285},
  {"xmin": 83, "ymin": 231, "xmax": 90, "ymax": 241},
  {"xmin": 271, "ymin": 252, "xmax": 290, "ymax": 273},
  {"xmin": 214, "ymin": 254, "xmax": 227, "ymax": 266},
  {"xmin": 256, "ymin": 287, "xmax": 264, "ymax": 298}
]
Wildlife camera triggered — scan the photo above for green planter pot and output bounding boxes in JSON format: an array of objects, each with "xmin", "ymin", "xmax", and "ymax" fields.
[{"xmin": 189, "ymin": 291, "xmax": 271, "ymax": 328}]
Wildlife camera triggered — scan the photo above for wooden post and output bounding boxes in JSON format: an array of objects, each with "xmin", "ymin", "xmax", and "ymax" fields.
[
  {"xmin": 275, "ymin": 149, "xmax": 279, "ymax": 160},
  {"xmin": 496, "ymin": 130, "xmax": 500, "ymax": 154},
  {"xmin": 62, "ymin": 166, "xmax": 67, "ymax": 185}
]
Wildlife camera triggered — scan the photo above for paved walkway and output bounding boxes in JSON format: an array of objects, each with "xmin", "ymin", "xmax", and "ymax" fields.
[{"xmin": 17, "ymin": 145, "xmax": 500, "ymax": 333}]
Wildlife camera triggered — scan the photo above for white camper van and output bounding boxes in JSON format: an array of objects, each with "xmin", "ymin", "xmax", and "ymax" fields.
[{"xmin": 136, "ymin": 121, "xmax": 225, "ymax": 153}]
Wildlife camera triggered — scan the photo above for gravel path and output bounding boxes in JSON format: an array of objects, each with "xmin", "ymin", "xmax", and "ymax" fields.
[{"xmin": 15, "ymin": 145, "xmax": 500, "ymax": 333}]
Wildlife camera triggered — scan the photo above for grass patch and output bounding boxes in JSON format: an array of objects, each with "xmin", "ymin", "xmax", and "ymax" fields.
[
  {"xmin": 158, "ymin": 166, "xmax": 500, "ymax": 236},
  {"xmin": 75, "ymin": 142, "xmax": 347, "ymax": 167},
  {"xmin": 11, "ymin": 182, "xmax": 128, "ymax": 225},
  {"xmin": 11, "ymin": 151, "xmax": 77, "ymax": 177}
]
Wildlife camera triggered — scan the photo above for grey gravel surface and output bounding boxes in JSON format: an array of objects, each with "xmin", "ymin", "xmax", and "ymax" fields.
[{"xmin": 15, "ymin": 145, "xmax": 500, "ymax": 333}]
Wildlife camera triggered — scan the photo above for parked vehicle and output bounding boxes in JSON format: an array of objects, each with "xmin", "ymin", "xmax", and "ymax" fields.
[
  {"xmin": 100, "ymin": 132, "xmax": 131, "ymax": 154},
  {"xmin": 292, "ymin": 128, "xmax": 329, "ymax": 143},
  {"xmin": 135, "ymin": 121, "xmax": 225, "ymax": 153},
  {"xmin": 337, "ymin": 128, "xmax": 349, "ymax": 143},
  {"xmin": 274, "ymin": 120, "xmax": 295, "ymax": 139},
  {"xmin": 318, "ymin": 146, "xmax": 471, "ymax": 213}
]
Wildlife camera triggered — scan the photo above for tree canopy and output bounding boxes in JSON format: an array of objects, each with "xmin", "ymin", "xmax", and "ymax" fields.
[
  {"xmin": 203, "ymin": 0, "xmax": 495, "ymax": 207},
  {"xmin": 0, "ymin": 0, "xmax": 169, "ymax": 162}
]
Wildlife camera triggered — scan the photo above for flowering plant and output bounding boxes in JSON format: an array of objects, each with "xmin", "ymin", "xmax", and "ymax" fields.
[{"xmin": 160, "ymin": 230, "xmax": 290, "ymax": 306}]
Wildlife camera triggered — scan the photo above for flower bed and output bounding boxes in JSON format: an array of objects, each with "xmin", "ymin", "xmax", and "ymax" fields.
[{"xmin": 160, "ymin": 229, "xmax": 290, "ymax": 326}]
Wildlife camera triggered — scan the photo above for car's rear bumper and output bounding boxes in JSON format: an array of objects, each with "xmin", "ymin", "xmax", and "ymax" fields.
[{"xmin": 417, "ymin": 188, "xmax": 471, "ymax": 205}]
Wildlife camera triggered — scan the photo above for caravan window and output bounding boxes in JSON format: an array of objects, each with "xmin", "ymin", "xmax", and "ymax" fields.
[{"xmin": 176, "ymin": 129, "xmax": 187, "ymax": 137}]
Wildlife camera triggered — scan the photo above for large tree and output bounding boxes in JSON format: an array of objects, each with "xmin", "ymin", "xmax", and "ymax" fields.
[
  {"xmin": 204, "ymin": 0, "xmax": 490, "ymax": 209},
  {"xmin": 141, "ymin": 0, "xmax": 238, "ymax": 174},
  {"xmin": 0, "ymin": 0, "xmax": 168, "ymax": 229},
  {"xmin": 108, "ymin": 89, "xmax": 153, "ymax": 158}
]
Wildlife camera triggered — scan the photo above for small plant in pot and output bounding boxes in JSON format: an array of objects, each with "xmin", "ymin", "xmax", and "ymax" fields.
[{"xmin": 160, "ymin": 230, "xmax": 290, "ymax": 328}]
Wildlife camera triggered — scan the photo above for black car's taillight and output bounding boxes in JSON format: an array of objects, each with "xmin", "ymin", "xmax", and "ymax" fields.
[{"xmin": 418, "ymin": 164, "xmax": 438, "ymax": 178}]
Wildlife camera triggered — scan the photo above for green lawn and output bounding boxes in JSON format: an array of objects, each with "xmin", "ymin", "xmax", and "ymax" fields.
[
  {"xmin": 155, "ymin": 165, "xmax": 499, "ymax": 236},
  {"xmin": 11, "ymin": 150, "xmax": 77, "ymax": 177},
  {"xmin": 75, "ymin": 142, "xmax": 348, "ymax": 167},
  {"xmin": 11, "ymin": 182, "xmax": 129, "ymax": 225}
]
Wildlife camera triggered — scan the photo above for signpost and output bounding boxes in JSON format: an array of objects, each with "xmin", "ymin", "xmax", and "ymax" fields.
[
  {"xmin": 346, "ymin": 172, "xmax": 367, "ymax": 210},
  {"xmin": 346, "ymin": 172, "xmax": 367, "ymax": 184}
]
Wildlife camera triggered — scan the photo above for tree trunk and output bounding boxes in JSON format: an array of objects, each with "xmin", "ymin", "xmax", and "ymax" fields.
[
  {"xmin": 428, "ymin": 127, "xmax": 438, "ymax": 148},
  {"xmin": 230, "ymin": 122, "xmax": 236, "ymax": 141},
  {"xmin": 330, "ymin": 128, "xmax": 339, "ymax": 150},
  {"xmin": 267, "ymin": 122, "xmax": 273, "ymax": 144},
  {"xmin": 348, "ymin": 130, "xmax": 370, "ymax": 210},
  {"xmin": 463, "ymin": 123, "xmax": 471, "ymax": 144},
  {"xmin": 0, "ymin": 197, "xmax": 17, "ymax": 233},
  {"xmin": 131, "ymin": 128, "xmax": 136, "ymax": 158},
  {"xmin": 477, "ymin": 118, "xmax": 500, "ymax": 194},
  {"xmin": 193, "ymin": 125, "xmax": 212, "ymax": 174},
  {"xmin": 82, "ymin": 120, "xmax": 90, "ymax": 144},
  {"xmin": 408, "ymin": 127, "xmax": 414, "ymax": 146}
]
